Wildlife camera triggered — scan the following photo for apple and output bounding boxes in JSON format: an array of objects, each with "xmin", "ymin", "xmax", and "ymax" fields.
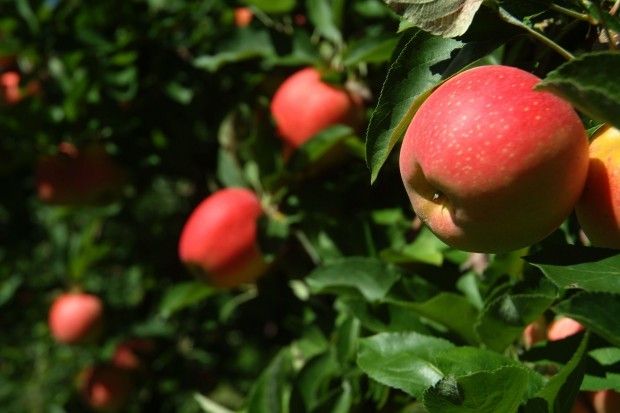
[
  {"xmin": 80, "ymin": 364, "xmax": 134, "ymax": 412},
  {"xmin": 399, "ymin": 65, "xmax": 589, "ymax": 253},
  {"xmin": 1, "ymin": 71, "xmax": 21, "ymax": 104},
  {"xmin": 112, "ymin": 338, "xmax": 155, "ymax": 371},
  {"xmin": 48, "ymin": 292, "xmax": 103, "ymax": 344},
  {"xmin": 178, "ymin": 188, "xmax": 268, "ymax": 287},
  {"xmin": 575, "ymin": 126, "xmax": 620, "ymax": 249},
  {"xmin": 547, "ymin": 316, "xmax": 584, "ymax": 341},
  {"xmin": 571, "ymin": 396, "xmax": 592, "ymax": 413},
  {"xmin": 36, "ymin": 142, "xmax": 126, "ymax": 205},
  {"xmin": 590, "ymin": 390, "xmax": 620, "ymax": 413},
  {"xmin": 522, "ymin": 318, "xmax": 546, "ymax": 349},
  {"xmin": 234, "ymin": 7, "xmax": 253, "ymax": 27},
  {"xmin": 270, "ymin": 67, "xmax": 364, "ymax": 149}
]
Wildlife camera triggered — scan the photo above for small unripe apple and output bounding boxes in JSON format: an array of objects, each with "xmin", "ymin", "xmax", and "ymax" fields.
[
  {"xmin": 575, "ymin": 126, "xmax": 620, "ymax": 248},
  {"xmin": 399, "ymin": 65, "xmax": 589, "ymax": 253},
  {"xmin": 80, "ymin": 364, "xmax": 134, "ymax": 412},
  {"xmin": 178, "ymin": 188, "xmax": 268, "ymax": 288},
  {"xmin": 233, "ymin": 7, "xmax": 253, "ymax": 27},
  {"xmin": 547, "ymin": 316, "xmax": 584, "ymax": 341},
  {"xmin": 36, "ymin": 142, "xmax": 125, "ymax": 205},
  {"xmin": 48, "ymin": 292, "xmax": 103, "ymax": 344},
  {"xmin": 270, "ymin": 67, "xmax": 364, "ymax": 149},
  {"xmin": 590, "ymin": 389, "xmax": 620, "ymax": 413}
]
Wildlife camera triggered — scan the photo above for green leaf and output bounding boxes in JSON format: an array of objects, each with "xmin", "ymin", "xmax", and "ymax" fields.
[
  {"xmin": 357, "ymin": 332, "xmax": 454, "ymax": 397},
  {"xmin": 523, "ymin": 332, "xmax": 590, "ymax": 413},
  {"xmin": 527, "ymin": 246, "xmax": 620, "ymax": 293},
  {"xmin": 476, "ymin": 289, "xmax": 557, "ymax": 352},
  {"xmin": 537, "ymin": 52, "xmax": 620, "ymax": 131},
  {"xmin": 193, "ymin": 28, "xmax": 275, "ymax": 72},
  {"xmin": 244, "ymin": 0, "xmax": 295, "ymax": 13},
  {"xmin": 306, "ymin": 0, "xmax": 342, "ymax": 44},
  {"xmin": 343, "ymin": 34, "xmax": 399, "ymax": 66},
  {"xmin": 287, "ymin": 125, "xmax": 357, "ymax": 173},
  {"xmin": 589, "ymin": 347, "xmax": 620, "ymax": 366},
  {"xmin": 247, "ymin": 349, "xmax": 293, "ymax": 413},
  {"xmin": 159, "ymin": 282, "xmax": 217, "ymax": 318},
  {"xmin": 293, "ymin": 350, "xmax": 340, "ymax": 412},
  {"xmin": 423, "ymin": 366, "xmax": 535, "ymax": 413},
  {"xmin": 340, "ymin": 296, "xmax": 434, "ymax": 333},
  {"xmin": 387, "ymin": 0, "xmax": 484, "ymax": 38},
  {"xmin": 388, "ymin": 292, "xmax": 480, "ymax": 344},
  {"xmin": 381, "ymin": 227, "xmax": 448, "ymax": 266},
  {"xmin": 306, "ymin": 257, "xmax": 401, "ymax": 302},
  {"xmin": 555, "ymin": 292, "xmax": 620, "ymax": 347}
]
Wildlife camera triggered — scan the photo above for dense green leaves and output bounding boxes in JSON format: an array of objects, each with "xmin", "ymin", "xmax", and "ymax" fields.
[{"xmin": 537, "ymin": 52, "xmax": 620, "ymax": 130}]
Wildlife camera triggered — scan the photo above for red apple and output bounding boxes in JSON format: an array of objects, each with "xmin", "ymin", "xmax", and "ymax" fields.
[
  {"xmin": 233, "ymin": 7, "xmax": 253, "ymax": 27},
  {"xmin": 590, "ymin": 389, "xmax": 620, "ymax": 413},
  {"xmin": 178, "ymin": 188, "xmax": 268, "ymax": 287},
  {"xmin": 80, "ymin": 364, "xmax": 134, "ymax": 412},
  {"xmin": 112, "ymin": 338, "xmax": 155, "ymax": 371},
  {"xmin": 547, "ymin": 316, "xmax": 585, "ymax": 341},
  {"xmin": 1, "ymin": 71, "xmax": 22, "ymax": 104},
  {"xmin": 575, "ymin": 126, "xmax": 620, "ymax": 248},
  {"xmin": 36, "ymin": 142, "xmax": 126, "ymax": 205},
  {"xmin": 270, "ymin": 67, "xmax": 364, "ymax": 149},
  {"xmin": 399, "ymin": 65, "xmax": 589, "ymax": 253},
  {"xmin": 48, "ymin": 292, "xmax": 103, "ymax": 344}
]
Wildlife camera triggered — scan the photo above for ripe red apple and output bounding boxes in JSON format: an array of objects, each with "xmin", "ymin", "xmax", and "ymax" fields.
[
  {"xmin": 178, "ymin": 188, "xmax": 268, "ymax": 287},
  {"xmin": 48, "ymin": 292, "xmax": 103, "ymax": 344},
  {"xmin": 36, "ymin": 142, "xmax": 126, "ymax": 205},
  {"xmin": 590, "ymin": 389, "xmax": 620, "ymax": 413},
  {"xmin": 547, "ymin": 316, "xmax": 584, "ymax": 341},
  {"xmin": 270, "ymin": 67, "xmax": 364, "ymax": 149},
  {"xmin": 80, "ymin": 364, "xmax": 134, "ymax": 412},
  {"xmin": 233, "ymin": 7, "xmax": 253, "ymax": 27},
  {"xmin": 575, "ymin": 126, "xmax": 620, "ymax": 249},
  {"xmin": 112, "ymin": 338, "xmax": 155, "ymax": 371},
  {"xmin": 399, "ymin": 65, "xmax": 589, "ymax": 253}
]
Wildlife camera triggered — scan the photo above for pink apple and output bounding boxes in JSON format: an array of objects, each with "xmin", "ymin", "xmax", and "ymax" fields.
[
  {"xmin": 178, "ymin": 188, "xmax": 268, "ymax": 287},
  {"xmin": 590, "ymin": 389, "xmax": 620, "ymax": 413},
  {"xmin": 112, "ymin": 338, "xmax": 155, "ymax": 371},
  {"xmin": 575, "ymin": 126, "xmax": 620, "ymax": 248},
  {"xmin": 399, "ymin": 65, "xmax": 589, "ymax": 253},
  {"xmin": 270, "ymin": 67, "xmax": 364, "ymax": 149},
  {"xmin": 80, "ymin": 364, "xmax": 134, "ymax": 412},
  {"xmin": 48, "ymin": 292, "xmax": 103, "ymax": 344},
  {"xmin": 522, "ymin": 318, "xmax": 547, "ymax": 349},
  {"xmin": 547, "ymin": 316, "xmax": 585, "ymax": 341},
  {"xmin": 233, "ymin": 7, "xmax": 253, "ymax": 27}
]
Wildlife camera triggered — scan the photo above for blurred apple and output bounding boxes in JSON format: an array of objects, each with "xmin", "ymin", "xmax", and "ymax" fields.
[
  {"xmin": 36, "ymin": 142, "xmax": 126, "ymax": 205},
  {"xmin": 399, "ymin": 65, "xmax": 589, "ymax": 252},
  {"xmin": 547, "ymin": 316, "xmax": 585, "ymax": 341},
  {"xmin": 576, "ymin": 126, "xmax": 620, "ymax": 248},
  {"xmin": 234, "ymin": 7, "xmax": 253, "ymax": 27},
  {"xmin": 0, "ymin": 71, "xmax": 21, "ymax": 104},
  {"xmin": 522, "ymin": 318, "xmax": 547, "ymax": 349},
  {"xmin": 590, "ymin": 389, "xmax": 620, "ymax": 413},
  {"xmin": 270, "ymin": 67, "xmax": 364, "ymax": 149},
  {"xmin": 80, "ymin": 364, "xmax": 134, "ymax": 412},
  {"xmin": 112, "ymin": 338, "xmax": 156, "ymax": 372},
  {"xmin": 178, "ymin": 187, "xmax": 268, "ymax": 287},
  {"xmin": 48, "ymin": 292, "xmax": 103, "ymax": 344}
]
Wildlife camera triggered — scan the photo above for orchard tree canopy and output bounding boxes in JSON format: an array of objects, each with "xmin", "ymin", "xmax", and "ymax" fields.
[{"xmin": 1, "ymin": 0, "xmax": 620, "ymax": 412}]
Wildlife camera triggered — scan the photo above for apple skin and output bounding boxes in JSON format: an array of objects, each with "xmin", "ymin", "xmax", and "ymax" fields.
[
  {"xmin": 178, "ymin": 188, "xmax": 268, "ymax": 288},
  {"xmin": 233, "ymin": 7, "xmax": 253, "ymax": 27},
  {"xmin": 522, "ymin": 318, "xmax": 547, "ymax": 349},
  {"xmin": 590, "ymin": 390, "xmax": 620, "ymax": 413},
  {"xmin": 48, "ymin": 293, "xmax": 103, "ymax": 344},
  {"xmin": 80, "ymin": 364, "xmax": 134, "ymax": 412},
  {"xmin": 547, "ymin": 316, "xmax": 585, "ymax": 341},
  {"xmin": 1, "ymin": 71, "xmax": 22, "ymax": 104},
  {"xmin": 36, "ymin": 142, "xmax": 126, "ymax": 205},
  {"xmin": 270, "ymin": 67, "xmax": 364, "ymax": 149},
  {"xmin": 575, "ymin": 126, "xmax": 620, "ymax": 249},
  {"xmin": 399, "ymin": 65, "xmax": 589, "ymax": 253}
]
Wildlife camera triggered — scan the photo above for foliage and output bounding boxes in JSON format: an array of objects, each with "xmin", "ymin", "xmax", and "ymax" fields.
[{"xmin": 1, "ymin": 0, "xmax": 620, "ymax": 412}]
